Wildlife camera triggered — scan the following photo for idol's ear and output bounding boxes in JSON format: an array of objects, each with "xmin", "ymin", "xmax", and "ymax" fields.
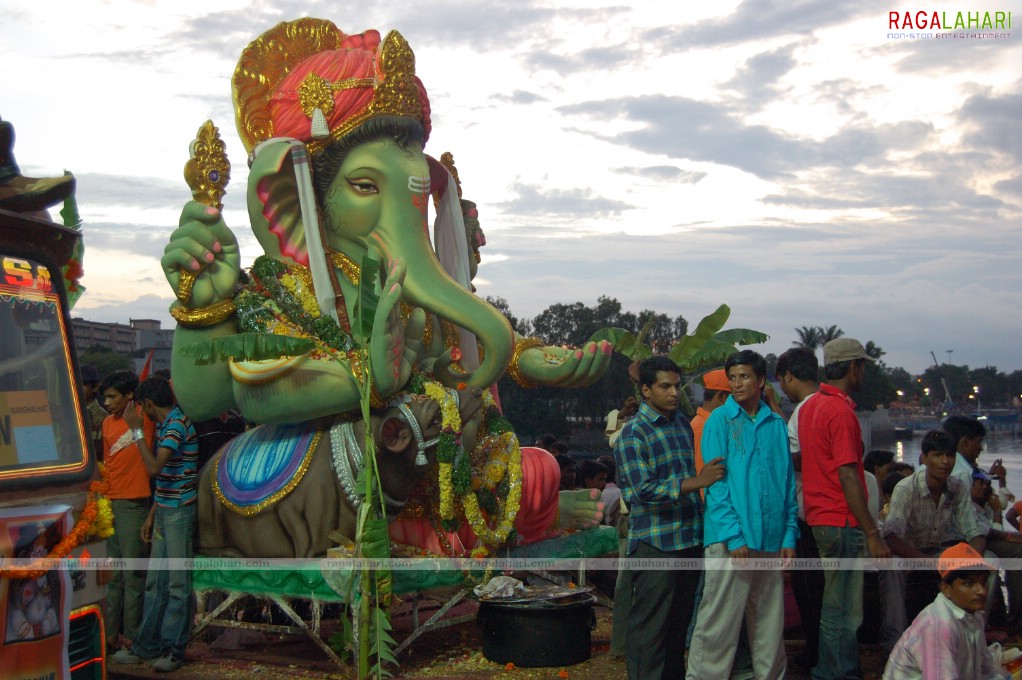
[
  {"xmin": 379, "ymin": 413, "xmax": 413, "ymax": 455},
  {"xmin": 247, "ymin": 139, "xmax": 340, "ymax": 324},
  {"xmin": 247, "ymin": 139, "xmax": 316, "ymax": 267}
]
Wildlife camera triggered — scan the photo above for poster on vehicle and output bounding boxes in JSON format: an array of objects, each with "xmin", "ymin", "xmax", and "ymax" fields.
[
  {"xmin": 0, "ymin": 505, "xmax": 72, "ymax": 680},
  {"xmin": 0, "ymin": 390, "xmax": 60, "ymax": 468}
]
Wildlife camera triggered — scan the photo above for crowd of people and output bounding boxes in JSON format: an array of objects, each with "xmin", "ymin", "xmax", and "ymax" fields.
[
  {"xmin": 80, "ymin": 365, "xmax": 218, "ymax": 673},
  {"xmin": 606, "ymin": 341, "xmax": 1017, "ymax": 680},
  {"xmin": 84, "ymin": 339, "xmax": 1020, "ymax": 678}
]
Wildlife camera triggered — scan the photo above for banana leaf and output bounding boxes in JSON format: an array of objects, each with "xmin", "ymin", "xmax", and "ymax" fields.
[
  {"xmin": 179, "ymin": 333, "xmax": 315, "ymax": 362},
  {"xmin": 682, "ymin": 330, "xmax": 770, "ymax": 371},
  {"xmin": 590, "ymin": 324, "xmax": 654, "ymax": 360},
  {"xmin": 354, "ymin": 253, "xmax": 382, "ymax": 345},
  {"xmin": 668, "ymin": 304, "xmax": 730, "ymax": 367},
  {"xmin": 711, "ymin": 327, "xmax": 771, "ymax": 347}
]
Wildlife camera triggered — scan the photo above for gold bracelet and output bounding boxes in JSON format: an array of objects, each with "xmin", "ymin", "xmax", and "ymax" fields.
[
  {"xmin": 347, "ymin": 350, "xmax": 366, "ymax": 382},
  {"xmin": 170, "ymin": 299, "xmax": 236, "ymax": 328},
  {"xmin": 506, "ymin": 337, "xmax": 544, "ymax": 388}
]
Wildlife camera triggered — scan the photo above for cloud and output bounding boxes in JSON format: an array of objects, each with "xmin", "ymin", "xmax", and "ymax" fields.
[
  {"xmin": 762, "ymin": 160, "xmax": 1005, "ymax": 216},
  {"xmin": 643, "ymin": 0, "xmax": 867, "ymax": 50},
  {"xmin": 73, "ymin": 294, "xmax": 175, "ymax": 327},
  {"xmin": 73, "ymin": 173, "xmax": 184, "ymax": 211},
  {"xmin": 958, "ymin": 83, "xmax": 1022, "ymax": 164},
  {"xmin": 476, "ymin": 215, "xmax": 1022, "ymax": 373},
  {"xmin": 524, "ymin": 42, "xmax": 642, "ymax": 76},
  {"xmin": 172, "ymin": 8, "xmax": 287, "ymax": 60},
  {"xmin": 810, "ymin": 78, "xmax": 885, "ymax": 116},
  {"xmin": 884, "ymin": 40, "xmax": 1015, "ymax": 75},
  {"xmin": 724, "ymin": 43, "xmax": 799, "ymax": 109},
  {"xmin": 994, "ymin": 175, "xmax": 1022, "ymax": 199},
  {"xmin": 83, "ymin": 222, "xmax": 173, "ymax": 258},
  {"xmin": 496, "ymin": 181, "xmax": 634, "ymax": 218},
  {"xmin": 491, "ymin": 90, "xmax": 549, "ymax": 105},
  {"xmin": 560, "ymin": 95, "xmax": 928, "ymax": 179},
  {"xmin": 613, "ymin": 166, "xmax": 707, "ymax": 184}
]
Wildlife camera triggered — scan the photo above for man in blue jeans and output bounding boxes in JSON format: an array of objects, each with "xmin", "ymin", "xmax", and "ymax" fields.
[
  {"xmin": 112, "ymin": 376, "xmax": 199, "ymax": 673},
  {"xmin": 798, "ymin": 338, "xmax": 890, "ymax": 679}
]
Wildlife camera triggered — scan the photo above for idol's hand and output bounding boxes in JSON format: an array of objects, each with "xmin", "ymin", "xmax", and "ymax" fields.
[{"xmin": 162, "ymin": 201, "xmax": 241, "ymax": 308}]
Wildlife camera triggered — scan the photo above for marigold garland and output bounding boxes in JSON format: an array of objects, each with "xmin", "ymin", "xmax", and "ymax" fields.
[
  {"xmin": 415, "ymin": 380, "xmax": 523, "ymax": 555},
  {"xmin": 460, "ymin": 430, "xmax": 522, "ymax": 550},
  {"xmin": 234, "ymin": 256, "xmax": 354, "ymax": 357},
  {"xmin": 425, "ymin": 381, "xmax": 463, "ymax": 524},
  {"xmin": 1, "ymin": 464, "xmax": 111, "ymax": 581}
]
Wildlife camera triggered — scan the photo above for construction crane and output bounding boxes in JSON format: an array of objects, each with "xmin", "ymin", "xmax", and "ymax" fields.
[{"xmin": 929, "ymin": 350, "xmax": 954, "ymax": 413}]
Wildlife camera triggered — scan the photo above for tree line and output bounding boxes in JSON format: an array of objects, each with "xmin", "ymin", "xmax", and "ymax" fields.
[
  {"xmin": 80, "ymin": 307, "xmax": 1021, "ymax": 448},
  {"xmin": 494, "ymin": 309, "xmax": 1021, "ymax": 450}
]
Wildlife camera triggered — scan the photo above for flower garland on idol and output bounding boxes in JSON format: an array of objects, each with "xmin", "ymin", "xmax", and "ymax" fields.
[
  {"xmin": 421, "ymin": 380, "xmax": 522, "ymax": 558},
  {"xmin": 234, "ymin": 255, "xmax": 355, "ymax": 356},
  {"xmin": 216, "ymin": 256, "xmax": 525, "ymax": 557},
  {"xmin": 1, "ymin": 464, "xmax": 113, "ymax": 581}
]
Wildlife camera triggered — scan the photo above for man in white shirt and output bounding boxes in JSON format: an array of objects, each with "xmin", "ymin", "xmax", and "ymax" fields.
[
  {"xmin": 776, "ymin": 346, "xmax": 822, "ymax": 672},
  {"xmin": 881, "ymin": 430, "xmax": 987, "ymax": 653}
]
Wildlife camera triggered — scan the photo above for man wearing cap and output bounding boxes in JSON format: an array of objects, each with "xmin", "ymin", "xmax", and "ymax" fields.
[
  {"xmin": 798, "ymin": 337, "xmax": 890, "ymax": 680},
  {"xmin": 690, "ymin": 368, "xmax": 731, "ymax": 475},
  {"xmin": 969, "ymin": 467, "xmax": 1022, "ymax": 638},
  {"xmin": 883, "ymin": 543, "xmax": 1009, "ymax": 679}
]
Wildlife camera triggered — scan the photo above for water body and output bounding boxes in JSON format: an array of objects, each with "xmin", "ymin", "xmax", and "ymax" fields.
[{"xmin": 889, "ymin": 431, "xmax": 1022, "ymax": 489}]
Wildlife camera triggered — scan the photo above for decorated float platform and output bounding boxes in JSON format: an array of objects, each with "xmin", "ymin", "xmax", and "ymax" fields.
[{"xmin": 189, "ymin": 526, "xmax": 618, "ymax": 667}]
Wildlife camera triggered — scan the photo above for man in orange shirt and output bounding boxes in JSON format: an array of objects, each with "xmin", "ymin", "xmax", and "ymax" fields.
[
  {"xmin": 691, "ymin": 368, "xmax": 731, "ymax": 473},
  {"xmin": 99, "ymin": 370, "xmax": 155, "ymax": 652}
]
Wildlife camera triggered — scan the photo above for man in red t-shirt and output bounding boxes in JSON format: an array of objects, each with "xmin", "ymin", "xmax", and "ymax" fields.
[{"xmin": 798, "ymin": 338, "xmax": 890, "ymax": 680}]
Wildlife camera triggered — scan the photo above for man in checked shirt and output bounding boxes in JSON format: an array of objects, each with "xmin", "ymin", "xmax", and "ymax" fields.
[{"xmin": 614, "ymin": 355, "xmax": 726, "ymax": 680}]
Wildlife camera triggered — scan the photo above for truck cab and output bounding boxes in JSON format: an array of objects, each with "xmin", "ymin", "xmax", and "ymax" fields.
[{"xmin": 1, "ymin": 207, "xmax": 107, "ymax": 679}]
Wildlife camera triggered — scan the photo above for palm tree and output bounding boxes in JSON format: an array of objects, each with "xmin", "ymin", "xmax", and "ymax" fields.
[
  {"xmin": 864, "ymin": 340, "xmax": 885, "ymax": 361},
  {"xmin": 819, "ymin": 325, "xmax": 845, "ymax": 345},
  {"xmin": 793, "ymin": 325, "xmax": 824, "ymax": 350}
]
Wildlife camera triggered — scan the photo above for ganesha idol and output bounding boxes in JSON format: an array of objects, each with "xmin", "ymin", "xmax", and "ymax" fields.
[{"xmin": 164, "ymin": 19, "xmax": 612, "ymax": 559}]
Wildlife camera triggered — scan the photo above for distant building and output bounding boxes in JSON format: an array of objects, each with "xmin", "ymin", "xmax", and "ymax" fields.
[{"xmin": 71, "ymin": 318, "xmax": 174, "ymax": 375}]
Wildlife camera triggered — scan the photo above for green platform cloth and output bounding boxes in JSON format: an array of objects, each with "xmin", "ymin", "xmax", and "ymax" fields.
[{"xmin": 192, "ymin": 526, "xmax": 617, "ymax": 600}]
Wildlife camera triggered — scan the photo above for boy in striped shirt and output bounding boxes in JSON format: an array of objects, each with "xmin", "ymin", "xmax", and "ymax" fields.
[{"xmin": 113, "ymin": 375, "xmax": 198, "ymax": 673}]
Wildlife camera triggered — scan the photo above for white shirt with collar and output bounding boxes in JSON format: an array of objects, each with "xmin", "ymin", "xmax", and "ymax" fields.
[{"xmin": 883, "ymin": 591, "xmax": 1008, "ymax": 679}]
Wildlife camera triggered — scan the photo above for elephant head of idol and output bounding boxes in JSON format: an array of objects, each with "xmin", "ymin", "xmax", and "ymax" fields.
[{"xmin": 232, "ymin": 19, "xmax": 513, "ymax": 390}]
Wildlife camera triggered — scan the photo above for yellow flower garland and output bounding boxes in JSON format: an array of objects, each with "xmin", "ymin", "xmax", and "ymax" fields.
[
  {"xmin": 460, "ymin": 430, "xmax": 522, "ymax": 553},
  {"xmin": 416, "ymin": 378, "xmax": 527, "ymax": 556},
  {"xmin": 438, "ymin": 462, "xmax": 455, "ymax": 519},
  {"xmin": 424, "ymin": 381, "xmax": 461, "ymax": 432},
  {"xmin": 280, "ymin": 271, "xmax": 321, "ymax": 318},
  {"xmin": 424, "ymin": 380, "xmax": 462, "ymax": 522},
  {"xmin": 94, "ymin": 497, "xmax": 115, "ymax": 539},
  {"xmin": 419, "ymin": 380, "xmax": 523, "ymax": 555}
]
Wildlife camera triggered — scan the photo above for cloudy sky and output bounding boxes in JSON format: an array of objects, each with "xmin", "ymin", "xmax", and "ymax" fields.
[{"xmin": 2, "ymin": 0, "xmax": 1019, "ymax": 374}]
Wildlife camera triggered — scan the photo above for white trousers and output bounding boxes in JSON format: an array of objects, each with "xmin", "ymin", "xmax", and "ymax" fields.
[{"xmin": 686, "ymin": 543, "xmax": 787, "ymax": 680}]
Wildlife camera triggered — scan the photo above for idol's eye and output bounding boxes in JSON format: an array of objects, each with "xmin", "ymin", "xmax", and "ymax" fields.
[
  {"xmin": 429, "ymin": 408, "xmax": 442, "ymax": 428},
  {"xmin": 347, "ymin": 179, "xmax": 378, "ymax": 195}
]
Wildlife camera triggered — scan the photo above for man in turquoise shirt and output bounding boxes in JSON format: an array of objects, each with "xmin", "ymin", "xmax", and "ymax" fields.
[{"xmin": 686, "ymin": 350, "xmax": 799, "ymax": 679}]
